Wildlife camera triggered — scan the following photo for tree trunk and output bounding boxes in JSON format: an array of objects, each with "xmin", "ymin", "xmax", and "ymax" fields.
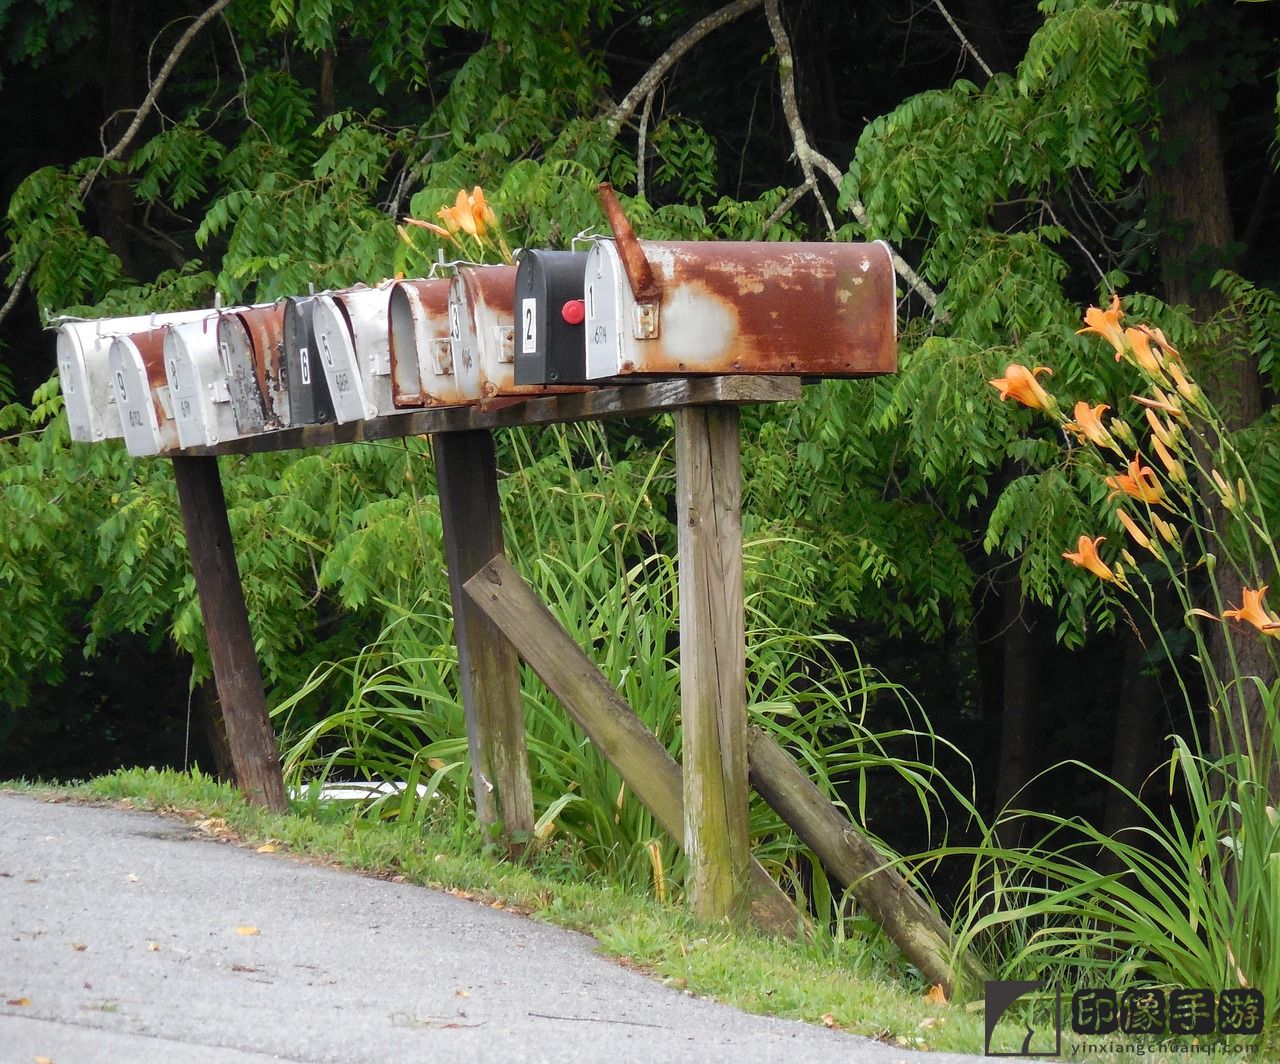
[
  {"xmin": 1147, "ymin": 12, "xmax": 1276, "ymax": 799},
  {"xmin": 994, "ymin": 572, "xmax": 1039, "ymax": 847}
]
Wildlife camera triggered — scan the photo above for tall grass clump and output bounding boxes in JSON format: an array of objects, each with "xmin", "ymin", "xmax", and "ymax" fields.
[
  {"xmin": 961, "ymin": 298, "xmax": 1280, "ymax": 1044},
  {"xmin": 273, "ymin": 418, "xmax": 969, "ymax": 950}
]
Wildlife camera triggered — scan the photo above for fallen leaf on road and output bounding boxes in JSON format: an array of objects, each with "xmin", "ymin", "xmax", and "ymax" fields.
[
  {"xmin": 71, "ymin": 944, "xmax": 87, "ymax": 952},
  {"xmin": 125, "ymin": 874, "xmax": 139, "ymax": 883},
  {"xmin": 923, "ymin": 982, "xmax": 948, "ymax": 1005},
  {"xmin": 235, "ymin": 926, "xmax": 260, "ymax": 936},
  {"xmin": 256, "ymin": 844, "xmax": 276, "ymax": 854},
  {"xmin": 821, "ymin": 1012, "xmax": 840, "ymax": 1029},
  {"xmin": 455, "ymin": 990, "xmax": 470, "ymax": 998},
  {"xmin": 6, "ymin": 997, "xmax": 31, "ymax": 1007},
  {"xmin": 147, "ymin": 942, "xmax": 160, "ymax": 952},
  {"xmin": 35, "ymin": 1055, "xmax": 54, "ymax": 1063}
]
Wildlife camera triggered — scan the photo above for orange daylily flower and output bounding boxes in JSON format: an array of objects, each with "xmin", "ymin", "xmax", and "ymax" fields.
[
  {"xmin": 1064, "ymin": 401, "xmax": 1115, "ymax": 448},
  {"xmin": 404, "ymin": 216, "xmax": 456, "ymax": 239},
  {"xmin": 1135, "ymin": 323, "xmax": 1182, "ymax": 364},
  {"xmin": 1222, "ymin": 586, "xmax": 1280, "ymax": 638},
  {"xmin": 471, "ymin": 185, "xmax": 497, "ymax": 231},
  {"xmin": 454, "ymin": 188, "xmax": 479, "ymax": 236},
  {"xmin": 989, "ymin": 364, "xmax": 1056, "ymax": 411},
  {"xmin": 1078, "ymin": 295, "xmax": 1126, "ymax": 357},
  {"xmin": 1105, "ymin": 456, "xmax": 1165, "ymax": 505},
  {"xmin": 1125, "ymin": 327, "xmax": 1166, "ymax": 376},
  {"xmin": 1064, "ymin": 535, "xmax": 1116, "ymax": 582}
]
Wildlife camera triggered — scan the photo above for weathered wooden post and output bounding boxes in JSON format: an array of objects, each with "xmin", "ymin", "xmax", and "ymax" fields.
[
  {"xmin": 171, "ymin": 455, "xmax": 288, "ymax": 812},
  {"xmin": 675, "ymin": 405, "xmax": 750, "ymax": 922},
  {"xmin": 432, "ymin": 430, "xmax": 535, "ymax": 852}
]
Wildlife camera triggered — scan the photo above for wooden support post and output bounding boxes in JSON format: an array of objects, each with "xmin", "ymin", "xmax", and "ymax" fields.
[
  {"xmin": 674, "ymin": 405, "xmax": 749, "ymax": 922},
  {"xmin": 746, "ymin": 727, "xmax": 988, "ymax": 999},
  {"xmin": 463, "ymin": 554, "xmax": 802, "ymax": 938},
  {"xmin": 171, "ymin": 456, "xmax": 288, "ymax": 813},
  {"xmin": 432, "ymin": 430, "xmax": 535, "ymax": 851}
]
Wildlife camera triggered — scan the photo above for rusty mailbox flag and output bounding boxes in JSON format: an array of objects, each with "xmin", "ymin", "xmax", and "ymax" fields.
[
  {"xmin": 388, "ymin": 277, "xmax": 459, "ymax": 407},
  {"xmin": 580, "ymin": 184, "xmax": 897, "ymax": 381}
]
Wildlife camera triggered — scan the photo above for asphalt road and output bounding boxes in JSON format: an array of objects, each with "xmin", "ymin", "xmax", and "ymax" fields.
[{"xmin": 1, "ymin": 793, "xmax": 987, "ymax": 1063}]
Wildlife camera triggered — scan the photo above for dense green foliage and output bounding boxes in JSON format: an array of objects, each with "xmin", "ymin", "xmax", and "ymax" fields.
[{"xmin": 3, "ymin": 0, "xmax": 1280, "ymax": 1037}]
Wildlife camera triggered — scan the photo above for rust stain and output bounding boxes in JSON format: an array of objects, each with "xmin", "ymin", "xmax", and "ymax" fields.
[
  {"xmin": 130, "ymin": 327, "xmax": 171, "ymax": 428},
  {"xmin": 389, "ymin": 277, "xmax": 452, "ymax": 407},
  {"xmin": 625, "ymin": 241, "xmax": 895, "ymax": 377}
]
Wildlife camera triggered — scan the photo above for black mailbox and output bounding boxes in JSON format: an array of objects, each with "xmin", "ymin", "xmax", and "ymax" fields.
[
  {"xmin": 283, "ymin": 296, "xmax": 336, "ymax": 427},
  {"xmin": 513, "ymin": 250, "xmax": 588, "ymax": 385}
]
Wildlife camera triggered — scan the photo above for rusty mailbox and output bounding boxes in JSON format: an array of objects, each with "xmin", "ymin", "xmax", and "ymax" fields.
[
  {"xmin": 109, "ymin": 327, "xmax": 180, "ymax": 456},
  {"xmin": 281, "ymin": 296, "xmax": 336, "ymax": 427},
  {"xmin": 388, "ymin": 278, "xmax": 459, "ymax": 407},
  {"xmin": 310, "ymin": 284, "xmax": 395, "ymax": 423},
  {"xmin": 582, "ymin": 189, "xmax": 897, "ymax": 380},
  {"xmin": 164, "ymin": 316, "xmax": 244, "ymax": 449},
  {"xmin": 56, "ymin": 309, "xmax": 212, "ymax": 443},
  {"xmin": 513, "ymin": 250, "xmax": 589, "ymax": 385},
  {"xmin": 218, "ymin": 303, "xmax": 289, "ymax": 434}
]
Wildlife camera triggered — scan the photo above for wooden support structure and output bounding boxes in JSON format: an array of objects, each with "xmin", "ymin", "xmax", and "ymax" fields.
[
  {"xmin": 462, "ymin": 553, "xmax": 802, "ymax": 938},
  {"xmin": 432, "ymin": 431, "xmax": 535, "ymax": 851},
  {"xmin": 674, "ymin": 406, "xmax": 750, "ymax": 921},
  {"xmin": 170, "ymin": 455, "xmax": 288, "ymax": 812},
  {"xmin": 746, "ymin": 726, "xmax": 988, "ymax": 998}
]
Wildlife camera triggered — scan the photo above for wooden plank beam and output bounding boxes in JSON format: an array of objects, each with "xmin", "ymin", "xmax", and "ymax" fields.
[
  {"xmin": 675, "ymin": 405, "xmax": 750, "ymax": 922},
  {"xmin": 462, "ymin": 554, "xmax": 802, "ymax": 938},
  {"xmin": 170, "ymin": 455, "xmax": 288, "ymax": 812},
  {"xmin": 432, "ymin": 431, "xmax": 535, "ymax": 854},
  {"xmin": 746, "ymin": 726, "xmax": 989, "ymax": 999},
  {"xmin": 175, "ymin": 376, "xmax": 802, "ymax": 457}
]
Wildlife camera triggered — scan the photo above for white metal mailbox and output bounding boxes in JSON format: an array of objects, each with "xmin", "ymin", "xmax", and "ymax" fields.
[
  {"xmin": 164, "ymin": 316, "xmax": 243, "ymax": 448},
  {"xmin": 311, "ymin": 284, "xmax": 395, "ymax": 423},
  {"xmin": 582, "ymin": 237, "xmax": 898, "ymax": 380},
  {"xmin": 55, "ymin": 309, "xmax": 211, "ymax": 443},
  {"xmin": 109, "ymin": 327, "xmax": 179, "ymax": 456},
  {"xmin": 388, "ymin": 277, "xmax": 461, "ymax": 407},
  {"xmin": 447, "ymin": 265, "xmax": 523, "ymax": 400}
]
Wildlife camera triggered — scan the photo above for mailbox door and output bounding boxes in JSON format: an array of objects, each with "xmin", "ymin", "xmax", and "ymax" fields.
[
  {"xmin": 218, "ymin": 313, "xmax": 271, "ymax": 434},
  {"xmin": 514, "ymin": 250, "xmax": 589, "ymax": 385},
  {"xmin": 389, "ymin": 278, "xmax": 458, "ymax": 406},
  {"xmin": 583, "ymin": 240, "xmax": 631, "ymax": 379},
  {"xmin": 311, "ymin": 295, "xmax": 371, "ymax": 423},
  {"xmin": 342, "ymin": 285, "xmax": 395, "ymax": 417},
  {"xmin": 110, "ymin": 328, "xmax": 177, "ymax": 456},
  {"xmin": 584, "ymin": 239, "xmax": 897, "ymax": 379},
  {"xmin": 165, "ymin": 319, "xmax": 239, "ymax": 447},
  {"xmin": 282, "ymin": 296, "xmax": 335, "ymax": 427},
  {"xmin": 445, "ymin": 271, "xmax": 490, "ymax": 402},
  {"xmin": 238, "ymin": 304, "xmax": 289, "ymax": 428}
]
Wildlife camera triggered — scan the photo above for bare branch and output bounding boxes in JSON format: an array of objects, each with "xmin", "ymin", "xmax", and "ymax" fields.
[
  {"xmin": 757, "ymin": 182, "xmax": 810, "ymax": 238},
  {"xmin": 636, "ymin": 91, "xmax": 654, "ymax": 201},
  {"xmin": 0, "ymin": 264, "xmax": 34, "ymax": 326},
  {"xmin": 931, "ymin": 0, "xmax": 994, "ymax": 80},
  {"xmin": 78, "ymin": 0, "xmax": 233, "ymax": 197},
  {"xmin": 764, "ymin": 0, "xmax": 945, "ymax": 318},
  {"xmin": 603, "ymin": 0, "xmax": 764, "ymax": 141}
]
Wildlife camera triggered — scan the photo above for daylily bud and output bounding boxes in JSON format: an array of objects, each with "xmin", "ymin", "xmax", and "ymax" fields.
[
  {"xmin": 1111, "ymin": 418, "xmax": 1135, "ymax": 446},
  {"xmin": 1210, "ymin": 469, "xmax": 1238, "ymax": 510},
  {"xmin": 1151, "ymin": 435, "xmax": 1188, "ymax": 485},
  {"xmin": 1152, "ymin": 515, "xmax": 1180, "ymax": 547},
  {"xmin": 1125, "ymin": 327, "xmax": 1167, "ymax": 378},
  {"xmin": 1116, "ymin": 508, "xmax": 1154, "ymax": 551},
  {"xmin": 1167, "ymin": 362, "xmax": 1202, "ymax": 408},
  {"xmin": 1144, "ymin": 407, "xmax": 1182, "ymax": 450}
]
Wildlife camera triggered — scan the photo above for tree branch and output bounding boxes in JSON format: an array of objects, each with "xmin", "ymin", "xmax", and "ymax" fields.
[
  {"xmin": 931, "ymin": 0, "xmax": 994, "ymax": 80},
  {"xmin": 763, "ymin": 0, "xmax": 946, "ymax": 319},
  {"xmin": 79, "ymin": 0, "xmax": 233, "ymax": 197},
  {"xmin": 603, "ymin": 0, "xmax": 764, "ymax": 141},
  {"xmin": 636, "ymin": 90, "xmax": 654, "ymax": 201}
]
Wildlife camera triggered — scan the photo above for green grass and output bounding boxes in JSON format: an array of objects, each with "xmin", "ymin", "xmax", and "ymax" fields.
[{"xmin": 9, "ymin": 766, "xmax": 982, "ymax": 1055}]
